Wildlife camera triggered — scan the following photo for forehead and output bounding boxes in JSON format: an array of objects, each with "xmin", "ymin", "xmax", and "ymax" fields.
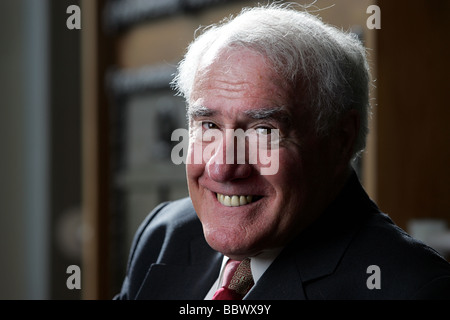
[{"xmin": 190, "ymin": 48, "xmax": 293, "ymax": 108}]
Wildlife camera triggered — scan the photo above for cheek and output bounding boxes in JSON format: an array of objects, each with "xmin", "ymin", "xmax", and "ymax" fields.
[
  {"xmin": 186, "ymin": 163, "xmax": 204, "ymax": 190},
  {"xmin": 260, "ymin": 152, "xmax": 305, "ymax": 221},
  {"xmin": 269, "ymin": 150, "xmax": 304, "ymax": 188},
  {"xmin": 186, "ymin": 140, "xmax": 205, "ymax": 177},
  {"xmin": 186, "ymin": 161, "xmax": 207, "ymax": 219}
]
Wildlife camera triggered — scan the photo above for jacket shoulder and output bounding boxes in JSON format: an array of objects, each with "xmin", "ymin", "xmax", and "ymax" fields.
[
  {"xmin": 116, "ymin": 197, "xmax": 202, "ymax": 299},
  {"xmin": 342, "ymin": 211, "xmax": 450, "ymax": 299},
  {"xmin": 128, "ymin": 197, "xmax": 199, "ymax": 265},
  {"xmin": 302, "ymin": 209, "xmax": 450, "ymax": 299}
]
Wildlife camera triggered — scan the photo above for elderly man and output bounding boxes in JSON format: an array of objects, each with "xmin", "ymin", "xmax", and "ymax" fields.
[{"xmin": 116, "ymin": 4, "xmax": 450, "ymax": 300}]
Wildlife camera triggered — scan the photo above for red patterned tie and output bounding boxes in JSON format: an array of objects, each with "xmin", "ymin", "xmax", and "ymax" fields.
[{"xmin": 212, "ymin": 258, "xmax": 254, "ymax": 300}]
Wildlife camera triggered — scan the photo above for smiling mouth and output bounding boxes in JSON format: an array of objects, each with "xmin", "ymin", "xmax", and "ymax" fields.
[{"xmin": 216, "ymin": 193, "xmax": 262, "ymax": 207}]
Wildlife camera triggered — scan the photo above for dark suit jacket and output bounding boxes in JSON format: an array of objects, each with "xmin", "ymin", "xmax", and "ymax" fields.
[{"xmin": 116, "ymin": 173, "xmax": 450, "ymax": 299}]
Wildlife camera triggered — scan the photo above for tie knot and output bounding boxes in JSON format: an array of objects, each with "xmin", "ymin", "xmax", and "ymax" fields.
[
  {"xmin": 224, "ymin": 258, "xmax": 254, "ymax": 295},
  {"xmin": 212, "ymin": 258, "xmax": 254, "ymax": 300}
]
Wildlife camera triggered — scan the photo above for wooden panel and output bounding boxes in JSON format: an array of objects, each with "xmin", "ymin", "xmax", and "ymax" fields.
[
  {"xmin": 376, "ymin": 0, "xmax": 450, "ymax": 229},
  {"xmin": 81, "ymin": 0, "xmax": 115, "ymax": 299},
  {"xmin": 117, "ymin": 16, "xmax": 198, "ymax": 68}
]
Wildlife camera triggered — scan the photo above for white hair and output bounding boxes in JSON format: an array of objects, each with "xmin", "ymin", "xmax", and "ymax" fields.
[{"xmin": 171, "ymin": 3, "xmax": 371, "ymax": 156}]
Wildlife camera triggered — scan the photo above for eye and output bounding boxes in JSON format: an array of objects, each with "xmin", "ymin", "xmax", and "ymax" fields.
[
  {"xmin": 255, "ymin": 126, "xmax": 272, "ymax": 135},
  {"xmin": 202, "ymin": 121, "xmax": 219, "ymax": 130}
]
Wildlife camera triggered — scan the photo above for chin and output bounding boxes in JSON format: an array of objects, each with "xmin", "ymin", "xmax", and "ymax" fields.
[{"xmin": 201, "ymin": 220, "xmax": 270, "ymax": 259}]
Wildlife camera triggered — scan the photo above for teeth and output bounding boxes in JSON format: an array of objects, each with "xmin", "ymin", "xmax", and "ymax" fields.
[
  {"xmin": 223, "ymin": 195, "xmax": 231, "ymax": 206},
  {"xmin": 231, "ymin": 195, "xmax": 240, "ymax": 206},
  {"xmin": 216, "ymin": 193, "xmax": 255, "ymax": 207}
]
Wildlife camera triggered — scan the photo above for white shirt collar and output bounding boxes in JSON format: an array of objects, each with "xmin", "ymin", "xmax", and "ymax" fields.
[
  {"xmin": 204, "ymin": 248, "xmax": 283, "ymax": 299},
  {"xmin": 250, "ymin": 248, "xmax": 283, "ymax": 283}
]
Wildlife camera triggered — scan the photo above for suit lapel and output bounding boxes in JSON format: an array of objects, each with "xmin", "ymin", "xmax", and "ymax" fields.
[
  {"xmin": 245, "ymin": 229, "xmax": 353, "ymax": 300},
  {"xmin": 134, "ymin": 236, "xmax": 222, "ymax": 300},
  {"xmin": 245, "ymin": 214, "xmax": 360, "ymax": 300},
  {"xmin": 245, "ymin": 248, "xmax": 306, "ymax": 300}
]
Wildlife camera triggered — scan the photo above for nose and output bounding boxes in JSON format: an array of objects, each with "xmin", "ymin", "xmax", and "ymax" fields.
[{"xmin": 205, "ymin": 130, "xmax": 252, "ymax": 182}]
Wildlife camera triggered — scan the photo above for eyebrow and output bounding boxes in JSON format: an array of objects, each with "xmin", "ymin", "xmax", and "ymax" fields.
[
  {"xmin": 187, "ymin": 105, "xmax": 216, "ymax": 119},
  {"xmin": 187, "ymin": 105, "xmax": 290, "ymax": 120},
  {"xmin": 187, "ymin": 104, "xmax": 292, "ymax": 127},
  {"xmin": 244, "ymin": 106, "xmax": 291, "ymax": 123}
]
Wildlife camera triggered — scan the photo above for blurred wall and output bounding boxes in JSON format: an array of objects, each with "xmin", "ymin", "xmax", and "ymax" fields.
[
  {"xmin": 376, "ymin": 0, "xmax": 450, "ymax": 233},
  {"xmin": 0, "ymin": 0, "xmax": 82, "ymax": 299},
  {"xmin": 0, "ymin": 0, "xmax": 50, "ymax": 299}
]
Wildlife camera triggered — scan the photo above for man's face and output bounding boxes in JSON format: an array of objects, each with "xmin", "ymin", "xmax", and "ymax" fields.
[{"xmin": 186, "ymin": 48, "xmax": 339, "ymax": 259}]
